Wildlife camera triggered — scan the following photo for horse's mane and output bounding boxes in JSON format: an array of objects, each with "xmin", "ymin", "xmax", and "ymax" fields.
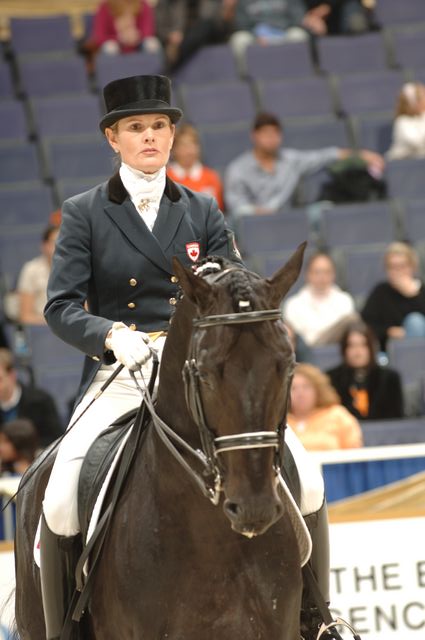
[{"xmin": 194, "ymin": 256, "xmax": 261, "ymax": 312}]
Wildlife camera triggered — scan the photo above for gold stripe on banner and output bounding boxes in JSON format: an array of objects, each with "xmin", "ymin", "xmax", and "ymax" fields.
[
  {"xmin": 328, "ymin": 470, "xmax": 425, "ymax": 523},
  {"xmin": 0, "ymin": 541, "xmax": 14, "ymax": 553}
]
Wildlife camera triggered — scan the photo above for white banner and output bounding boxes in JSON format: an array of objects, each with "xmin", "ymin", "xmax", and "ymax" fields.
[
  {"xmin": 0, "ymin": 550, "xmax": 14, "ymax": 640},
  {"xmin": 330, "ymin": 517, "xmax": 425, "ymax": 639}
]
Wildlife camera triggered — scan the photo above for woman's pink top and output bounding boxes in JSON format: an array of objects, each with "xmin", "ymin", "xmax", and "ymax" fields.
[{"xmin": 92, "ymin": 1, "xmax": 155, "ymax": 53}]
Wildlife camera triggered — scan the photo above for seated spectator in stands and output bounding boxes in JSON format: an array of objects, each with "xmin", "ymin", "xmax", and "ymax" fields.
[
  {"xmin": 361, "ymin": 242, "xmax": 425, "ymax": 351},
  {"xmin": 91, "ymin": 0, "xmax": 160, "ymax": 55},
  {"xmin": 167, "ymin": 124, "xmax": 224, "ymax": 209},
  {"xmin": 0, "ymin": 419, "xmax": 39, "ymax": 476},
  {"xmin": 283, "ymin": 252, "xmax": 358, "ymax": 347},
  {"xmin": 224, "ymin": 112, "xmax": 384, "ymax": 220},
  {"xmin": 327, "ymin": 321, "xmax": 404, "ymax": 421},
  {"xmin": 16, "ymin": 225, "xmax": 59, "ymax": 326},
  {"xmin": 287, "ymin": 363, "xmax": 363, "ymax": 450},
  {"xmin": 387, "ymin": 83, "xmax": 425, "ymax": 160},
  {"xmin": 0, "ymin": 349, "xmax": 63, "ymax": 448},
  {"xmin": 156, "ymin": 0, "xmax": 235, "ymax": 72}
]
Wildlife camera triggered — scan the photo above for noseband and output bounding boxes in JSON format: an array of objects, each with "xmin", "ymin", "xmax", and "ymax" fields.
[{"xmin": 182, "ymin": 269, "xmax": 289, "ymax": 504}]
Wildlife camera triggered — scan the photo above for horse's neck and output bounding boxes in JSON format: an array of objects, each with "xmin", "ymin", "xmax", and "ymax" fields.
[{"xmin": 155, "ymin": 298, "xmax": 196, "ymax": 440}]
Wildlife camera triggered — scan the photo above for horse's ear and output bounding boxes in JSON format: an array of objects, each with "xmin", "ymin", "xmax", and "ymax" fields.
[
  {"xmin": 172, "ymin": 257, "xmax": 214, "ymax": 308},
  {"xmin": 266, "ymin": 241, "xmax": 307, "ymax": 307}
]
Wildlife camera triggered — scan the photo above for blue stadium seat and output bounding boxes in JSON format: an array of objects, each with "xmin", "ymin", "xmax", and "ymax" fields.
[
  {"xmin": 362, "ymin": 418, "xmax": 425, "ymax": 446},
  {"xmin": 392, "ymin": 29, "xmax": 425, "ymax": 72},
  {"xmin": 245, "ymin": 41, "xmax": 314, "ymax": 80},
  {"xmin": 402, "ymin": 199, "xmax": 425, "ymax": 242},
  {"xmin": 336, "ymin": 70, "xmax": 405, "ymax": 115},
  {"xmin": 257, "ymin": 76, "xmax": 335, "ymax": 120},
  {"xmin": 317, "ymin": 33, "xmax": 388, "ymax": 74},
  {"xmin": 41, "ymin": 136, "xmax": 113, "ymax": 180},
  {"xmin": 0, "ymin": 185, "xmax": 54, "ymax": 227},
  {"xmin": 172, "ymin": 45, "xmax": 239, "ymax": 84},
  {"xmin": 0, "ymin": 63, "xmax": 15, "ymax": 99},
  {"xmin": 298, "ymin": 168, "xmax": 331, "ymax": 206},
  {"xmin": 387, "ymin": 337, "xmax": 425, "ymax": 384},
  {"xmin": 180, "ymin": 81, "xmax": 256, "ymax": 126},
  {"xmin": 0, "ymin": 143, "xmax": 40, "ymax": 183},
  {"xmin": 95, "ymin": 51, "xmax": 163, "ymax": 89},
  {"xmin": 236, "ymin": 210, "xmax": 310, "ymax": 255},
  {"xmin": 0, "ymin": 224, "xmax": 45, "ymax": 288},
  {"xmin": 18, "ymin": 56, "xmax": 90, "ymax": 98},
  {"xmin": 284, "ymin": 118, "xmax": 350, "ymax": 150},
  {"xmin": 56, "ymin": 178, "xmax": 102, "ymax": 204},
  {"xmin": 340, "ymin": 246, "xmax": 387, "ymax": 299},
  {"xmin": 349, "ymin": 112, "xmax": 393, "ymax": 154},
  {"xmin": 25, "ymin": 325, "xmax": 84, "ymax": 371},
  {"xmin": 10, "ymin": 15, "xmax": 75, "ymax": 55},
  {"xmin": 311, "ymin": 344, "xmax": 341, "ymax": 371},
  {"xmin": 30, "ymin": 94, "xmax": 101, "ymax": 137},
  {"xmin": 320, "ymin": 202, "xmax": 395, "ymax": 248},
  {"xmin": 375, "ymin": 0, "xmax": 425, "ymax": 27},
  {"xmin": 387, "ymin": 158, "xmax": 425, "ymax": 199},
  {"xmin": 0, "ymin": 100, "xmax": 28, "ymax": 141},
  {"xmin": 34, "ymin": 367, "xmax": 82, "ymax": 424},
  {"xmin": 198, "ymin": 123, "xmax": 251, "ymax": 171}
]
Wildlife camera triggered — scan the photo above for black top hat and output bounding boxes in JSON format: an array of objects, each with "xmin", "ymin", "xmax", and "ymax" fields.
[{"xmin": 99, "ymin": 75, "xmax": 183, "ymax": 132}]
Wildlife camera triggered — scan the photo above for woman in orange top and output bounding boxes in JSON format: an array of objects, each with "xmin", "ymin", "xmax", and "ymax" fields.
[
  {"xmin": 167, "ymin": 123, "xmax": 225, "ymax": 210},
  {"xmin": 288, "ymin": 363, "xmax": 363, "ymax": 451}
]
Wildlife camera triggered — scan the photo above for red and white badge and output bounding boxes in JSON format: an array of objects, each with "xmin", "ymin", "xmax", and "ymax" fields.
[{"xmin": 186, "ymin": 242, "xmax": 200, "ymax": 262}]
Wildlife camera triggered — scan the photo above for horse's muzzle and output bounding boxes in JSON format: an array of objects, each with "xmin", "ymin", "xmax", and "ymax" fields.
[{"xmin": 223, "ymin": 494, "xmax": 284, "ymax": 537}]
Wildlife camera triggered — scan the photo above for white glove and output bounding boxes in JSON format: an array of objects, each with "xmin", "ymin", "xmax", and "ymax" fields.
[{"xmin": 105, "ymin": 323, "xmax": 152, "ymax": 371}]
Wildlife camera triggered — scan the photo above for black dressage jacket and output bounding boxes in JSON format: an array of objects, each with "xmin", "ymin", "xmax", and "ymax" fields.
[{"xmin": 44, "ymin": 173, "xmax": 242, "ymax": 399}]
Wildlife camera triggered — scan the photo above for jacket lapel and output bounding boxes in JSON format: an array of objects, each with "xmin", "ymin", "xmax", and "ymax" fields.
[
  {"xmin": 104, "ymin": 172, "xmax": 173, "ymax": 273},
  {"xmin": 152, "ymin": 180, "xmax": 187, "ymax": 252}
]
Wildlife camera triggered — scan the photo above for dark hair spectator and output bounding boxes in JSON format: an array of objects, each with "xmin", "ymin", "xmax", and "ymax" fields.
[
  {"xmin": 0, "ymin": 348, "xmax": 63, "ymax": 448},
  {"xmin": 0, "ymin": 418, "xmax": 39, "ymax": 475},
  {"xmin": 327, "ymin": 321, "xmax": 404, "ymax": 420}
]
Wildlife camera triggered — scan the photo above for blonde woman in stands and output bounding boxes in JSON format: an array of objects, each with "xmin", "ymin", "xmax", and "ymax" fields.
[
  {"xmin": 167, "ymin": 123, "xmax": 225, "ymax": 210},
  {"xmin": 387, "ymin": 82, "xmax": 425, "ymax": 160},
  {"xmin": 17, "ymin": 225, "xmax": 59, "ymax": 326},
  {"xmin": 288, "ymin": 363, "xmax": 363, "ymax": 451},
  {"xmin": 91, "ymin": 0, "xmax": 160, "ymax": 54}
]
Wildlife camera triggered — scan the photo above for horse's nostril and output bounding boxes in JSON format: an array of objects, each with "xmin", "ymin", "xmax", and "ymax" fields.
[{"xmin": 224, "ymin": 500, "xmax": 239, "ymax": 519}]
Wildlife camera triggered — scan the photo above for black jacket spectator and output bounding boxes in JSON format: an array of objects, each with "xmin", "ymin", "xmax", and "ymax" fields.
[
  {"xmin": 327, "ymin": 363, "xmax": 404, "ymax": 421},
  {"xmin": 0, "ymin": 384, "xmax": 63, "ymax": 448}
]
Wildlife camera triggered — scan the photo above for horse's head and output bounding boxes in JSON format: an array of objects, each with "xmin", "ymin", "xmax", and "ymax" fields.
[{"xmin": 173, "ymin": 242, "xmax": 306, "ymax": 538}]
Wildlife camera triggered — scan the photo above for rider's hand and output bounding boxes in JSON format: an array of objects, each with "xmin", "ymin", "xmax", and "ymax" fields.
[{"xmin": 105, "ymin": 323, "xmax": 152, "ymax": 371}]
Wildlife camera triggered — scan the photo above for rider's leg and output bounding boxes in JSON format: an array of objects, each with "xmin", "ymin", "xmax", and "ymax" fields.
[{"xmin": 39, "ymin": 514, "xmax": 81, "ymax": 640}]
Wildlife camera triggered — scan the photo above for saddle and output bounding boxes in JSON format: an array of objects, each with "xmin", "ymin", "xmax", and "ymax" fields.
[{"xmin": 77, "ymin": 406, "xmax": 139, "ymax": 542}]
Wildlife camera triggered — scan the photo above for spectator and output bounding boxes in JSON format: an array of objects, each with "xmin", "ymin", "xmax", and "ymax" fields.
[
  {"xmin": 0, "ymin": 419, "xmax": 39, "ymax": 476},
  {"xmin": 224, "ymin": 112, "xmax": 384, "ymax": 219},
  {"xmin": 167, "ymin": 124, "xmax": 225, "ymax": 209},
  {"xmin": 91, "ymin": 0, "xmax": 160, "ymax": 55},
  {"xmin": 327, "ymin": 321, "xmax": 404, "ymax": 421},
  {"xmin": 285, "ymin": 321, "xmax": 314, "ymax": 364},
  {"xmin": 0, "ymin": 349, "xmax": 63, "ymax": 448},
  {"xmin": 16, "ymin": 225, "xmax": 59, "ymax": 326},
  {"xmin": 361, "ymin": 242, "xmax": 425, "ymax": 352},
  {"xmin": 387, "ymin": 82, "xmax": 425, "ymax": 161},
  {"xmin": 156, "ymin": 0, "xmax": 236, "ymax": 72},
  {"xmin": 283, "ymin": 252, "xmax": 358, "ymax": 347},
  {"xmin": 287, "ymin": 363, "xmax": 363, "ymax": 450}
]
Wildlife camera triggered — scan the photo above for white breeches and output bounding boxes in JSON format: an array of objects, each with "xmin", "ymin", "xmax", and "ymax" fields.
[
  {"xmin": 43, "ymin": 337, "xmax": 166, "ymax": 536},
  {"xmin": 43, "ymin": 337, "xmax": 324, "ymax": 536}
]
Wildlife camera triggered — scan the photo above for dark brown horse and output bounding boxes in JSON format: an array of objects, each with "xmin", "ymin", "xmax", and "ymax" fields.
[{"xmin": 14, "ymin": 243, "xmax": 306, "ymax": 640}]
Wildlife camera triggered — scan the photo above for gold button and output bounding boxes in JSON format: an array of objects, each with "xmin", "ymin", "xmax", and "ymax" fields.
[
  {"xmin": 129, "ymin": 278, "xmax": 137, "ymax": 287},
  {"xmin": 171, "ymin": 275, "xmax": 179, "ymax": 284},
  {"xmin": 169, "ymin": 297, "xmax": 177, "ymax": 305},
  {"xmin": 129, "ymin": 323, "xmax": 136, "ymax": 331},
  {"xmin": 128, "ymin": 302, "xmax": 136, "ymax": 309},
  {"xmin": 92, "ymin": 355, "xmax": 100, "ymax": 362}
]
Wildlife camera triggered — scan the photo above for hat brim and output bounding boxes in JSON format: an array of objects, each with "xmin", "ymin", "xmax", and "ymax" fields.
[{"xmin": 100, "ymin": 106, "xmax": 183, "ymax": 132}]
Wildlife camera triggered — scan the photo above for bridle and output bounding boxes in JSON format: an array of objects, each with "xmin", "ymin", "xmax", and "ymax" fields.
[{"xmin": 132, "ymin": 268, "xmax": 292, "ymax": 506}]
